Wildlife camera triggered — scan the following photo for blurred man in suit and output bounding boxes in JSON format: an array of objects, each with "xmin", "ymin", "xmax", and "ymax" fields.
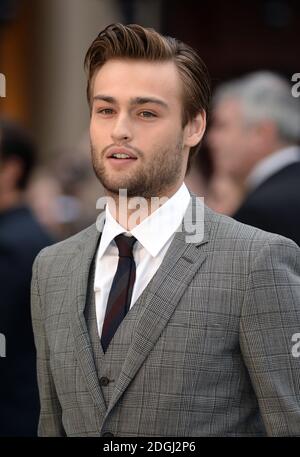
[
  {"xmin": 0, "ymin": 119, "xmax": 53, "ymax": 436},
  {"xmin": 31, "ymin": 24, "xmax": 300, "ymax": 437},
  {"xmin": 207, "ymin": 72, "xmax": 300, "ymax": 245}
]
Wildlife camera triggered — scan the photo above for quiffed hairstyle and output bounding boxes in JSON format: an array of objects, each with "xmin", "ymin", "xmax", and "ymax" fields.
[{"xmin": 84, "ymin": 23, "xmax": 211, "ymax": 173}]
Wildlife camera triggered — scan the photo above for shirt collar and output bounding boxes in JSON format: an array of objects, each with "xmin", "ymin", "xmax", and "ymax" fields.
[
  {"xmin": 246, "ymin": 145, "xmax": 300, "ymax": 191},
  {"xmin": 97, "ymin": 182, "xmax": 191, "ymax": 259}
]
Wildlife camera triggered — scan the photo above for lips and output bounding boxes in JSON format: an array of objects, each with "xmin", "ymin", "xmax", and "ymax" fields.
[
  {"xmin": 109, "ymin": 156, "xmax": 136, "ymax": 160},
  {"xmin": 106, "ymin": 148, "xmax": 137, "ymax": 159}
]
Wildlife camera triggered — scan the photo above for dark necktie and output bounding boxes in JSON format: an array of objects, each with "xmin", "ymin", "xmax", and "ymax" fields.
[{"xmin": 101, "ymin": 234, "xmax": 137, "ymax": 353}]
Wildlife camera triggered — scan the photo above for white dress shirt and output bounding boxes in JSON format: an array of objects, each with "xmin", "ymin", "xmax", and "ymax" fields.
[
  {"xmin": 94, "ymin": 182, "xmax": 191, "ymax": 337},
  {"xmin": 246, "ymin": 145, "xmax": 300, "ymax": 191}
]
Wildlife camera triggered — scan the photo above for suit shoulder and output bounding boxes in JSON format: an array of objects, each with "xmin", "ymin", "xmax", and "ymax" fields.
[
  {"xmin": 205, "ymin": 204, "xmax": 298, "ymax": 250},
  {"xmin": 34, "ymin": 223, "xmax": 98, "ymax": 264}
]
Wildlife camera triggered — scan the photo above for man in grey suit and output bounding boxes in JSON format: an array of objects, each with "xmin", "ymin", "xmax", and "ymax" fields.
[{"xmin": 31, "ymin": 23, "xmax": 300, "ymax": 437}]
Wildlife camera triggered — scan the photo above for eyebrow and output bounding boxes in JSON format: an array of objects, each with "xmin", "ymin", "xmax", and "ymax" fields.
[
  {"xmin": 93, "ymin": 95, "xmax": 169, "ymax": 109},
  {"xmin": 132, "ymin": 97, "xmax": 169, "ymax": 109}
]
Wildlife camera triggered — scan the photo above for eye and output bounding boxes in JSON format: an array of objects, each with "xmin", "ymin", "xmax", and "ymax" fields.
[
  {"xmin": 138, "ymin": 111, "xmax": 157, "ymax": 118},
  {"xmin": 96, "ymin": 108, "xmax": 114, "ymax": 115}
]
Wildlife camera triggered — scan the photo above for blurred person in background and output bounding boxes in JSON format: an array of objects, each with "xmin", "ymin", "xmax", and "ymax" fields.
[
  {"xmin": 51, "ymin": 143, "xmax": 105, "ymax": 237},
  {"xmin": 27, "ymin": 168, "xmax": 63, "ymax": 239},
  {"xmin": 27, "ymin": 141, "xmax": 105, "ymax": 241},
  {"xmin": 207, "ymin": 71, "xmax": 300, "ymax": 245},
  {"xmin": 0, "ymin": 118, "xmax": 53, "ymax": 436}
]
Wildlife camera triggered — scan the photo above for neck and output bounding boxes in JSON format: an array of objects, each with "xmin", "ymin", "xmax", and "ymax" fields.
[{"xmin": 105, "ymin": 182, "xmax": 183, "ymax": 230}]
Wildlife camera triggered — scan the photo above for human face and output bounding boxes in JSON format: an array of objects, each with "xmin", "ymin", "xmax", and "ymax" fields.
[
  {"xmin": 207, "ymin": 98, "xmax": 258, "ymax": 180},
  {"xmin": 90, "ymin": 58, "xmax": 193, "ymax": 199}
]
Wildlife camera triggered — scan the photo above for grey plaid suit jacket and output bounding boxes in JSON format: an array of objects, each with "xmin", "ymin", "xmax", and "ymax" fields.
[{"xmin": 31, "ymin": 193, "xmax": 300, "ymax": 436}]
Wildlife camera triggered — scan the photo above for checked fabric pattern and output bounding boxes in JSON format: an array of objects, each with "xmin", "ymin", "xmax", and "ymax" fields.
[
  {"xmin": 101, "ymin": 234, "xmax": 137, "ymax": 353},
  {"xmin": 30, "ymin": 194, "xmax": 300, "ymax": 436}
]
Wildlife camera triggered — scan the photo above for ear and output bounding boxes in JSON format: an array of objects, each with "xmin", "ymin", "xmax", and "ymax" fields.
[
  {"xmin": 184, "ymin": 110, "xmax": 206, "ymax": 148},
  {"xmin": 255, "ymin": 120, "xmax": 277, "ymax": 140}
]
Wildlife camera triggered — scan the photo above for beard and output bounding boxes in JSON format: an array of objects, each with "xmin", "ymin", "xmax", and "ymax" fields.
[{"xmin": 91, "ymin": 137, "xmax": 185, "ymax": 199}]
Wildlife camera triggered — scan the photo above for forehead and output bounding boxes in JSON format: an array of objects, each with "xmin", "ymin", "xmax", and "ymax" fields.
[{"xmin": 91, "ymin": 58, "xmax": 183, "ymax": 104}]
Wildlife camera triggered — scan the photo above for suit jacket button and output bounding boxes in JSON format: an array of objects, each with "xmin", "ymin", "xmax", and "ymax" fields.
[
  {"xmin": 100, "ymin": 376, "xmax": 110, "ymax": 386},
  {"xmin": 102, "ymin": 432, "xmax": 114, "ymax": 437}
]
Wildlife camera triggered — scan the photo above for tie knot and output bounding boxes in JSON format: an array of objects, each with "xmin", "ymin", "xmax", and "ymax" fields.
[{"xmin": 114, "ymin": 234, "xmax": 137, "ymax": 257}]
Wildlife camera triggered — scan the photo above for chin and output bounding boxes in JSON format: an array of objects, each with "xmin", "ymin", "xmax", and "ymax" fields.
[{"xmin": 104, "ymin": 183, "xmax": 131, "ymax": 195}]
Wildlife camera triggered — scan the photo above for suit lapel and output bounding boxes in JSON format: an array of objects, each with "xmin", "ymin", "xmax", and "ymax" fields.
[
  {"xmin": 68, "ymin": 193, "xmax": 212, "ymax": 418},
  {"xmin": 105, "ymin": 193, "xmax": 210, "ymax": 416},
  {"xmin": 69, "ymin": 217, "xmax": 107, "ymax": 413}
]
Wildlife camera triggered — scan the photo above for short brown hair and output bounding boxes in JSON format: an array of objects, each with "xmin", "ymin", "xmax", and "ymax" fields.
[{"xmin": 84, "ymin": 23, "xmax": 211, "ymax": 174}]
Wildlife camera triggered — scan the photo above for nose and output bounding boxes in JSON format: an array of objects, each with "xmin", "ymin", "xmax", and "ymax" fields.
[{"xmin": 111, "ymin": 113, "xmax": 133, "ymax": 144}]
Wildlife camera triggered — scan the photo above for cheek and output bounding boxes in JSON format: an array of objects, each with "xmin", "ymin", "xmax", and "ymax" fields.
[
  {"xmin": 211, "ymin": 128, "xmax": 231, "ymax": 149},
  {"xmin": 227, "ymin": 129, "xmax": 245, "ymax": 152},
  {"xmin": 137, "ymin": 126, "xmax": 169, "ymax": 150},
  {"xmin": 89, "ymin": 118, "xmax": 106, "ymax": 144},
  {"xmin": 89, "ymin": 119, "xmax": 97, "ymax": 140}
]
